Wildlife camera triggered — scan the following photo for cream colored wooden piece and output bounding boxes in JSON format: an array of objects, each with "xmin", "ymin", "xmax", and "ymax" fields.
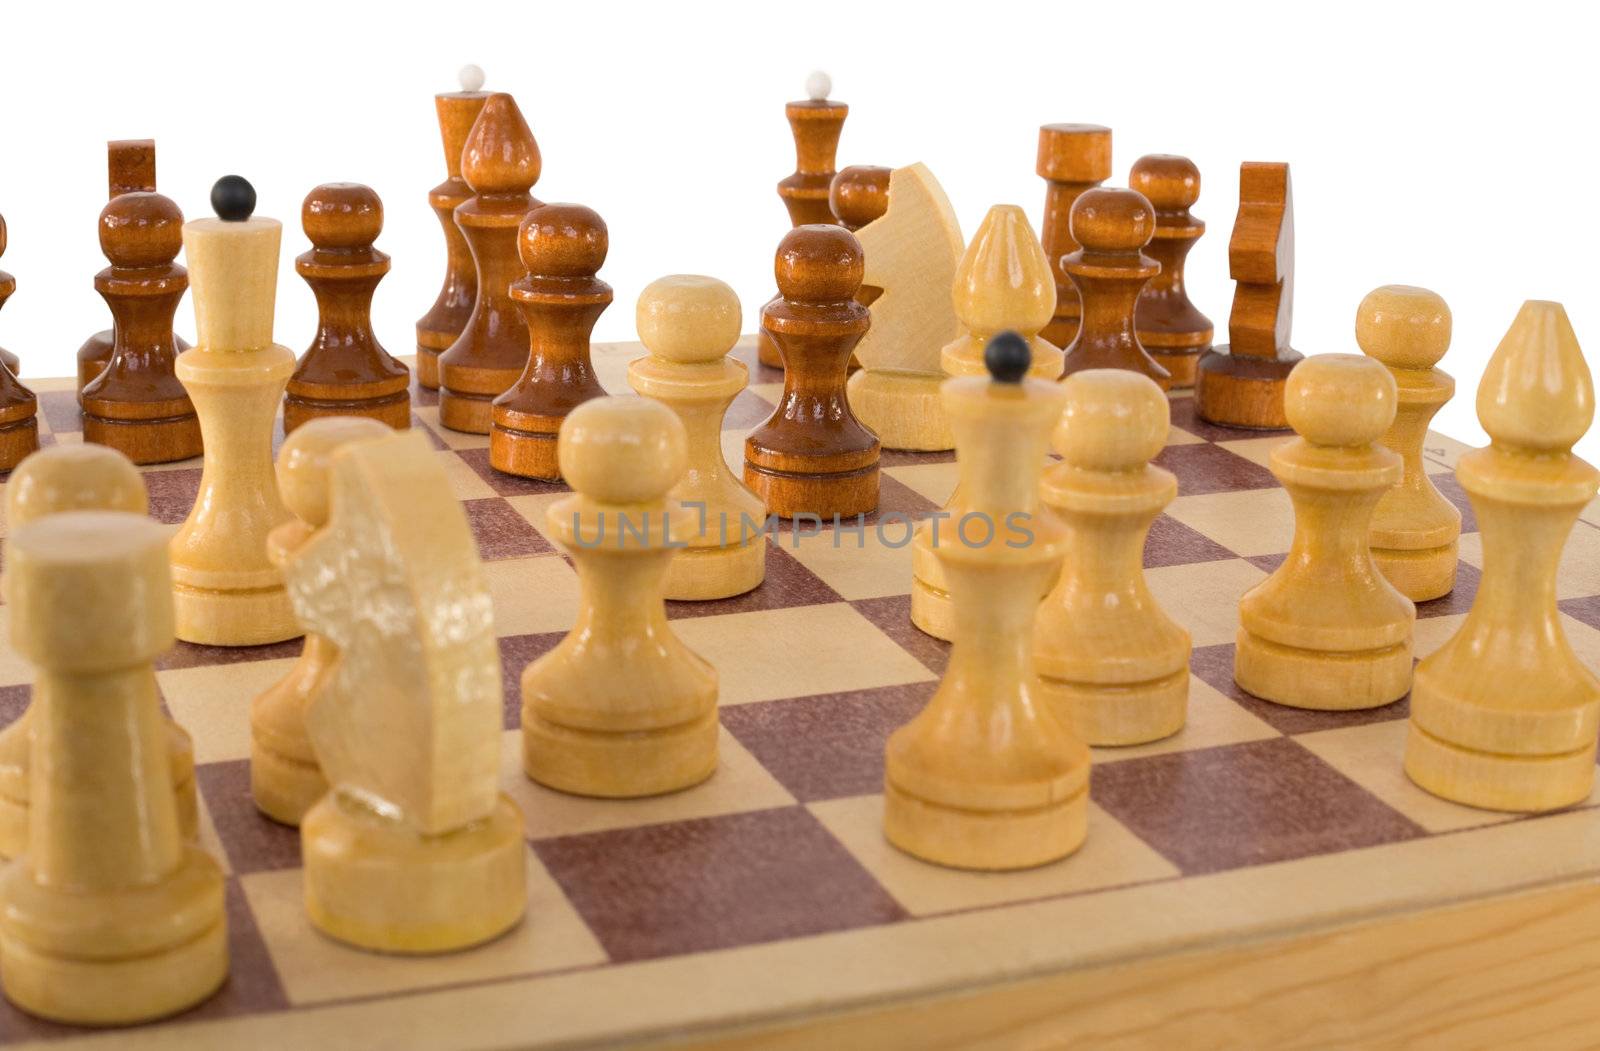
[
  {"xmin": 1033, "ymin": 370, "xmax": 1190, "ymax": 744},
  {"xmin": 250, "ymin": 416, "xmax": 392, "ymax": 827},
  {"xmin": 0, "ymin": 512, "xmax": 227, "ymax": 1025},
  {"xmin": 885, "ymin": 368, "xmax": 1087, "ymax": 870},
  {"xmin": 1359, "ymin": 285, "xmax": 1461, "ymax": 601},
  {"xmin": 845, "ymin": 163, "xmax": 965, "ymax": 451},
  {"xmin": 285, "ymin": 430, "xmax": 525, "ymax": 953},
  {"xmin": 1235, "ymin": 354, "xmax": 1416, "ymax": 709},
  {"xmin": 910, "ymin": 205, "xmax": 1062, "ymax": 641},
  {"xmin": 522, "ymin": 396, "xmax": 719, "ymax": 797},
  {"xmin": 0, "ymin": 446, "xmax": 196, "ymax": 860},
  {"xmin": 171, "ymin": 216, "xmax": 299, "ymax": 645},
  {"xmin": 629, "ymin": 276, "xmax": 766, "ymax": 601},
  {"xmin": 1406, "ymin": 301, "xmax": 1600, "ymax": 812}
]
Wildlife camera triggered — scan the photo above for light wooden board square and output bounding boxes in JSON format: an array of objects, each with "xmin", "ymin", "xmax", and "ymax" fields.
[
  {"xmin": 484, "ymin": 555, "xmax": 580, "ymax": 637},
  {"xmin": 1145, "ymin": 557, "xmax": 1269, "ymax": 648},
  {"xmin": 885, "ymin": 462, "xmax": 957, "ymax": 507},
  {"xmin": 1164, "ymin": 424, "xmax": 1206, "ymax": 447},
  {"xmin": 1166, "ymin": 487, "xmax": 1295, "ymax": 557},
  {"xmin": 1214, "ymin": 435, "xmax": 1292, "ymax": 471},
  {"xmin": 438, "ymin": 449, "xmax": 498, "ymax": 501},
  {"xmin": 414, "ymin": 405, "xmax": 488, "ymax": 450},
  {"xmin": 1091, "ymin": 675, "xmax": 1281, "ymax": 765},
  {"xmin": 784, "ymin": 521, "xmax": 915, "ymax": 602},
  {"xmin": 159, "ymin": 657, "xmax": 297, "ymax": 764}
]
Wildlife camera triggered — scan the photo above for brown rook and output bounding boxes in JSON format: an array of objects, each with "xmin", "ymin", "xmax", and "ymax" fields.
[{"xmin": 1036, "ymin": 123, "xmax": 1112, "ymax": 349}]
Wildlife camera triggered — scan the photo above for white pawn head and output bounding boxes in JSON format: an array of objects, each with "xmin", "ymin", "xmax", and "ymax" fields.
[
  {"xmin": 1055, "ymin": 369, "xmax": 1169, "ymax": 472},
  {"xmin": 6, "ymin": 444, "xmax": 146, "ymax": 527},
  {"xmin": 559, "ymin": 396, "xmax": 687, "ymax": 505},
  {"xmin": 805, "ymin": 70, "xmax": 832, "ymax": 101},
  {"xmin": 636, "ymin": 276, "xmax": 742, "ymax": 365},
  {"xmin": 1355, "ymin": 285, "xmax": 1452, "ymax": 371},
  {"xmin": 1285, "ymin": 354, "xmax": 1396, "ymax": 448},
  {"xmin": 276, "ymin": 417, "xmax": 392, "ymax": 528},
  {"xmin": 458, "ymin": 64, "xmax": 486, "ymax": 92}
]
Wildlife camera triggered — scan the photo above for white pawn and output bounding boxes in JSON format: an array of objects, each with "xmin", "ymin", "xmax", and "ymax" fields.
[{"xmin": 629, "ymin": 276, "xmax": 766, "ymax": 600}]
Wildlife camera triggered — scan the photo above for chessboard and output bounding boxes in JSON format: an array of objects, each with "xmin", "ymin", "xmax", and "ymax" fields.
[{"xmin": 4, "ymin": 337, "xmax": 1600, "ymax": 1051}]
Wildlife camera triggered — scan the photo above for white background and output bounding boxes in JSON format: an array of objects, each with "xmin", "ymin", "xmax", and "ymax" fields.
[{"xmin": 1, "ymin": 0, "xmax": 1595, "ymax": 458}]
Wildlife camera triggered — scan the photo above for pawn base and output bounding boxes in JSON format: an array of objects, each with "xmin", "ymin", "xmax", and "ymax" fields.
[
  {"xmin": 171, "ymin": 582, "xmax": 301, "ymax": 647},
  {"xmin": 1038, "ymin": 668, "xmax": 1189, "ymax": 746},
  {"xmin": 438, "ymin": 366, "xmax": 520, "ymax": 435},
  {"xmin": 665, "ymin": 539, "xmax": 766, "ymax": 602},
  {"xmin": 1372, "ymin": 540, "xmax": 1459, "ymax": 603},
  {"xmin": 1234, "ymin": 629, "xmax": 1412, "ymax": 710},
  {"xmin": 846, "ymin": 369, "xmax": 952, "ymax": 452},
  {"xmin": 523, "ymin": 706, "xmax": 719, "ymax": 799},
  {"xmin": 414, "ymin": 336, "xmax": 447, "ymax": 390},
  {"xmin": 82, "ymin": 413, "xmax": 202, "ymax": 466},
  {"xmin": 302, "ymin": 792, "xmax": 527, "ymax": 954},
  {"xmin": 1193, "ymin": 345, "xmax": 1304, "ymax": 430},
  {"xmin": 283, "ymin": 391, "xmax": 410, "ymax": 436},
  {"xmin": 743, "ymin": 461, "xmax": 879, "ymax": 520},
  {"xmin": 883, "ymin": 780, "xmax": 1088, "ymax": 871},
  {"xmin": 0, "ymin": 417, "xmax": 39, "ymax": 472},
  {"xmin": 0, "ymin": 846, "xmax": 227, "ymax": 1026},
  {"xmin": 250, "ymin": 738, "xmax": 327, "ymax": 827},
  {"xmin": 1404, "ymin": 721, "xmax": 1596, "ymax": 813},
  {"xmin": 1147, "ymin": 344, "xmax": 1207, "ymax": 390},
  {"xmin": 489, "ymin": 423, "xmax": 559, "ymax": 480},
  {"xmin": 909, "ymin": 574, "xmax": 954, "ymax": 642}
]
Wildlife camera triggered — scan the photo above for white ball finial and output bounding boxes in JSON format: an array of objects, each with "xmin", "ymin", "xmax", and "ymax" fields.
[
  {"xmin": 805, "ymin": 70, "xmax": 832, "ymax": 101},
  {"xmin": 458, "ymin": 64, "xmax": 486, "ymax": 92}
]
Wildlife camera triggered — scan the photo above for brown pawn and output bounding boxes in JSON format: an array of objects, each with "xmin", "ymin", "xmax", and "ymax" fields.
[
  {"xmin": 415, "ymin": 71, "xmax": 490, "ymax": 390},
  {"xmin": 76, "ymin": 141, "xmax": 190, "ymax": 395},
  {"xmin": 489, "ymin": 204, "xmax": 610, "ymax": 479},
  {"xmin": 438, "ymin": 93, "xmax": 542, "ymax": 433},
  {"xmin": 829, "ymin": 165, "xmax": 890, "ymax": 318},
  {"xmin": 759, "ymin": 72, "xmax": 848, "ymax": 370},
  {"xmin": 1037, "ymin": 123, "xmax": 1112, "ymax": 349},
  {"xmin": 82, "ymin": 193, "xmax": 201, "ymax": 463},
  {"xmin": 283, "ymin": 183, "xmax": 410, "ymax": 433},
  {"xmin": 0, "ymin": 216, "xmax": 41, "ymax": 471},
  {"xmin": 1059, "ymin": 188, "xmax": 1170, "ymax": 387},
  {"xmin": 744, "ymin": 225, "xmax": 879, "ymax": 517},
  {"xmin": 1194, "ymin": 162, "xmax": 1303, "ymax": 429},
  {"xmin": 1131, "ymin": 155, "xmax": 1213, "ymax": 388}
]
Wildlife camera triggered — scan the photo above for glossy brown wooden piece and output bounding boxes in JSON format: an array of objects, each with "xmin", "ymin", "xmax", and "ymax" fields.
[
  {"xmin": 0, "ymin": 214, "xmax": 16, "ymax": 378},
  {"xmin": 0, "ymin": 214, "xmax": 38, "ymax": 470},
  {"xmin": 77, "ymin": 140, "xmax": 188, "ymax": 394},
  {"xmin": 438, "ymin": 93, "xmax": 542, "ymax": 433},
  {"xmin": 1195, "ymin": 162, "xmax": 1302, "ymax": 429},
  {"xmin": 829, "ymin": 165, "xmax": 890, "ymax": 315},
  {"xmin": 284, "ymin": 183, "xmax": 410, "ymax": 433},
  {"xmin": 1036, "ymin": 124, "xmax": 1111, "ymax": 349},
  {"xmin": 415, "ymin": 89, "xmax": 490, "ymax": 390},
  {"xmin": 1131, "ymin": 154, "xmax": 1213, "ymax": 388},
  {"xmin": 489, "ymin": 204, "xmax": 610, "ymax": 479},
  {"xmin": 744, "ymin": 225, "xmax": 878, "ymax": 517},
  {"xmin": 1059, "ymin": 189, "xmax": 1169, "ymax": 387},
  {"xmin": 82, "ymin": 193, "xmax": 200, "ymax": 463}
]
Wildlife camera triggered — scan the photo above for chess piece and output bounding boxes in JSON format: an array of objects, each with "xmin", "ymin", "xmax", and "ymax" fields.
[
  {"xmin": 0, "ymin": 512, "xmax": 227, "ymax": 1024},
  {"xmin": 1131, "ymin": 154, "xmax": 1213, "ymax": 388},
  {"xmin": 0, "ymin": 215, "xmax": 38, "ymax": 472},
  {"xmin": 289, "ymin": 429, "xmax": 526, "ymax": 952},
  {"xmin": 284, "ymin": 183, "xmax": 410, "ymax": 432},
  {"xmin": 522, "ymin": 397, "xmax": 719, "ymax": 796},
  {"xmin": 911, "ymin": 204, "xmax": 1062, "ymax": 640},
  {"xmin": 0, "ymin": 211, "xmax": 15, "ymax": 379},
  {"xmin": 1234, "ymin": 354, "xmax": 1415, "ymax": 709},
  {"xmin": 76, "ymin": 140, "xmax": 190, "ymax": 394},
  {"xmin": 630, "ymin": 275, "xmax": 766, "ymax": 600},
  {"xmin": 1406, "ymin": 301, "xmax": 1600, "ymax": 812},
  {"xmin": 169, "ymin": 177, "xmax": 299, "ymax": 646},
  {"xmin": 884, "ymin": 332, "xmax": 1087, "ymax": 870},
  {"xmin": 1194, "ymin": 162, "xmax": 1303, "ymax": 428},
  {"xmin": 489, "ymin": 203, "xmax": 609, "ymax": 478},
  {"xmin": 744, "ymin": 226, "xmax": 880, "ymax": 518},
  {"xmin": 81, "ymin": 191, "xmax": 202, "ymax": 463},
  {"xmin": 251, "ymin": 416, "xmax": 391, "ymax": 827},
  {"xmin": 415, "ymin": 66, "xmax": 491, "ymax": 390},
  {"xmin": 1359, "ymin": 286, "xmax": 1460, "ymax": 601},
  {"xmin": 1034, "ymin": 370, "xmax": 1191, "ymax": 744},
  {"xmin": 438, "ymin": 93, "xmax": 542, "ymax": 433},
  {"xmin": 845, "ymin": 163, "xmax": 966, "ymax": 451},
  {"xmin": 1058, "ymin": 188, "xmax": 1170, "ymax": 387},
  {"xmin": 830, "ymin": 164, "xmax": 890, "ymax": 235},
  {"xmin": 1037, "ymin": 123, "xmax": 1112, "ymax": 348},
  {"xmin": 758, "ymin": 72, "xmax": 847, "ymax": 370},
  {"xmin": 0, "ymin": 445, "xmax": 197, "ymax": 860}
]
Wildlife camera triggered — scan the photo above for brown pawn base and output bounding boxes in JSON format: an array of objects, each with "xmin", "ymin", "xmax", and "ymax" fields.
[
  {"xmin": 82, "ymin": 408, "xmax": 202, "ymax": 466},
  {"xmin": 1193, "ymin": 345, "xmax": 1304, "ymax": 429},
  {"xmin": 1372, "ymin": 540, "xmax": 1458, "ymax": 603},
  {"xmin": 438, "ymin": 360, "xmax": 520, "ymax": 434},
  {"xmin": 283, "ymin": 390, "xmax": 411, "ymax": 436},
  {"xmin": 414, "ymin": 333, "xmax": 451, "ymax": 391},
  {"xmin": 0, "ymin": 414, "xmax": 38, "ymax": 472},
  {"xmin": 1234, "ymin": 629, "xmax": 1412, "ymax": 711},
  {"xmin": 744, "ymin": 458, "xmax": 879, "ymax": 520},
  {"xmin": 1146, "ymin": 335, "xmax": 1209, "ymax": 390},
  {"xmin": 489, "ymin": 409, "xmax": 560, "ymax": 480},
  {"xmin": 76, "ymin": 330, "xmax": 113, "ymax": 396}
]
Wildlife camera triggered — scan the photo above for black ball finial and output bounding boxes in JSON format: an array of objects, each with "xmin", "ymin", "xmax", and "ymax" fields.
[
  {"xmin": 984, "ymin": 330, "xmax": 1031, "ymax": 384},
  {"xmin": 211, "ymin": 175, "xmax": 257, "ymax": 222}
]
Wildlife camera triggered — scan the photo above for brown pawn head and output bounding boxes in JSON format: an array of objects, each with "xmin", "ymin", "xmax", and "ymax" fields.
[
  {"xmin": 6, "ymin": 444, "xmax": 147, "ymax": 527},
  {"xmin": 636, "ymin": 275, "xmax": 741, "ymax": 365},
  {"xmin": 519, "ymin": 204, "xmax": 607, "ymax": 277},
  {"xmin": 99, "ymin": 192, "xmax": 184, "ymax": 268},
  {"xmin": 829, "ymin": 166, "xmax": 891, "ymax": 230},
  {"xmin": 1129, "ymin": 155, "xmax": 1201, "ymax": 214},
  {"xmin": 1355, "ymin": 285, "xmax": 1452, "ymax": 371},
  {"xmin": 1284, "ymin": 354, "xmax": 1397, "ymax": 448},
  {"xmin": 775, "ymin": 224, "xmax": 863, "ymax": 303},
  {"xmin": 1056, "ymin": 369, "xmax": 1169, "ymax": 472},
  {"xmin": 276, "ymin": 416, "xmax": 392, "ymax": 528},
  {"xmin": 558, "ymin": 396, "xmax": 687, "ymax": 505},
  {"xmin": 461, "ymin": 93, "xmax": 541, "ymax": 196},
  {"xmin": 1069, "ymin": 188, "xmax": 1156, "ymax": 254},
  {"xmin": 302, "ymin": 183, "xmax": 383, "ymax": 250}
]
